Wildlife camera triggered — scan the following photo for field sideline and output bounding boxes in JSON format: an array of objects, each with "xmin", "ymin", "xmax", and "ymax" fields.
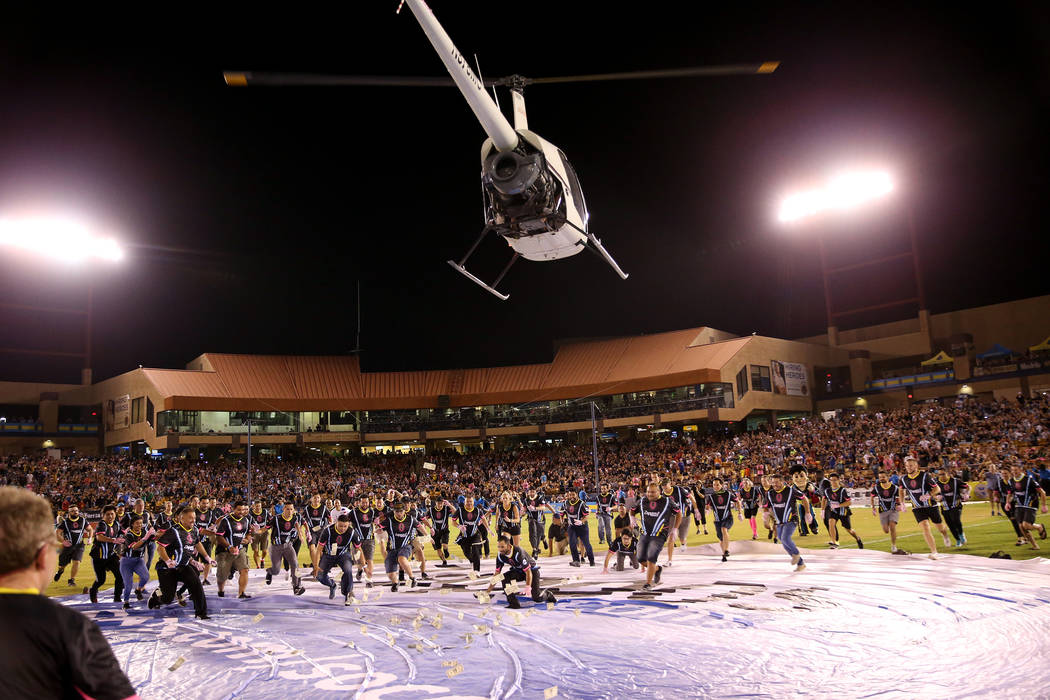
[{"xmin": 47, "ymin": 502, "xmax": 1048, "ymax": 598}]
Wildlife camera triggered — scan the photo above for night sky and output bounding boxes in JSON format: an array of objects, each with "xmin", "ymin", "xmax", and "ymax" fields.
[{"xmin": 2, "ymin": 3, "xmax": 1048, "ymax": 384}]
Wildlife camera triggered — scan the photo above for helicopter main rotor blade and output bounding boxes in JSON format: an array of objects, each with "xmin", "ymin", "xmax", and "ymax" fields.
[
  {"xmin": 223, "ymin": 72, "xmax": 462, "ymax": 87},
  {"xmin": 513, "ymin": 62, "xmax": 779, "ymax": 86}
]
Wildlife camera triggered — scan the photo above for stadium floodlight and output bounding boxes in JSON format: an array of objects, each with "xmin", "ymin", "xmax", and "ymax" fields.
[
  {"xmin": 777, "ymin": 170, "xmax": 894, "ymax": 223},
  {"xmin": 0, "ymin": 216, "xmax": 124, "ymax": 263}
]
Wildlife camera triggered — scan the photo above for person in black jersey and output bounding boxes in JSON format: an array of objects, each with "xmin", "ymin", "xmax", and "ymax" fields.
[
  {"xmin": 613, "ymin": 504, "xmax": 633, "ymax": 540},
  {"xmin": 737, "ymin": 478, "xmax": 761, "ymax": 541},
  {"xmin": 870, "ymin": 472, "xmax": 907, "ymax": 554},
  {"xmin": 54, "ymin": 503, "xmax": 90, "ymax": 586},
  {"xmin": 0, "ymin": 486, "xmax": 137, "ymax": 700},
  {"xmin": 546, "ymin": 513, "xmax": 569, "ymax": 556},
  {"xmin": 821, "ymin": 473, "xmax": 863, "ymax": 549},
  {"xmin": 453, "ymin": 494, "xmax": 487, "ymax": 572},
  {"xmin": 690, "ymin": 480, "xmax": 709, "ymax": 535},
  {"xmin": 88, "ymin": 504, "xmax": 125, "ymax": 604},
  {"xmin": 150, "ymin": 506, "xmax": 216, "ymax": 619},
  {"xmin": 428, "ymin": 494, "xmax": 454, "ymax": 566},
  {"xmin": 812, "ymin": 470, "xmax": 833, "ymax": 544},
  {"xmin": 350, "ymin": 494, "xmax": 380, "ymax": 584},
  {"xmin": 899, "ymin": 457, "xmax": 947, "ymax": 559},
  {"xmin": 706, "ymin": 478, "xmax": 735, "ymax": 562},
  {"xmin": 315, "ymin": 514, "xmax": 363, "ymax": 604},
  {"xmin": 564, "ymin": 490, "xmax": 595, "ymax": 567},
  {"xmin": 303, "ymin": 494, "xmax": 330, "ymax": 578},
  {"xmin": 523, "ymin": 488, "xmax": 552, "ymax": 558},
  {"xmin": 248, "ymin": 500, "xmax": 270, "ymax": 569},
  {"xmin": 1003, "ymin": 462, "xmax": 1048, "ymax": 549},
  {"xmin": 630, "ymin": 482, "xmax": 680, "ymax": 590},
  {"xmin": 118, "ymin": 514, "xmax": 156, "ymax": 609},
  {"xmin": 602, "ymin": 530, "xmax": 639, "ymax": 572},
  {"xmin": 765, "ymin": 472, "xmax": 811, "ymax": 571},
  {"xmin": 935, "ymin": 466, "xmax": 969, "ymax": 547},
  {"xmin": 494, "ymin": 491, "xmax": 523, "ymax": 548},
  {"xmin": 125, "ymin": 499, "xmax": 155, "ymax": 569},
  {"xmin": 383, "ymin": 501, "xmax": 428, "ymax": 591},
  {"xmin": 481, "ymin": 535, "xmax": 557, "ymax": 608},
  {"xmin": 262, "ymin": 501, "xmax": 307, "ymax": 595},
  {"xmin": 155, "ymin": 499, "xmax": 175, "ymax": 533},
  {"xmin": 214, "ymin": 501, "xmax": 252, "ymax": 599},
  {"xmin": 595, "ymin": 485, "xmax": 617, "ymax": 545}
]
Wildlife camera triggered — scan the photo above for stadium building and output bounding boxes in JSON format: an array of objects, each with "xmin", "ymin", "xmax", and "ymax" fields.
[{"xmin": 2, "ymin": 294, "xmax": 1049, "ymax": 457}]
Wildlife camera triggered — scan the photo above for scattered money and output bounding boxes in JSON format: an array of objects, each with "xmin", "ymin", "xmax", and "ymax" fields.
[
  {"xmin": 546, "ymin": 602, "xmax": 555, "ymax": 611},
  {"xmin": 544, "ymin": 686, "xmax": 559, "ymax": 699},
  {"xmin": 167, "ymin": 656, "xmax": 185, "ymax": 672},
  {"xmin": 446, "ymin": 662, "xmax": 464, "ymax": 679},
  {"xmin": 251, "ymin": 613, "xmax": 264, "ymax": 623}
]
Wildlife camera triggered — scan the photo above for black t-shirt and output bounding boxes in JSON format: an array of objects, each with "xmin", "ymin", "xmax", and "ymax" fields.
[
  {"xmin": 613, "ymin": 513, "xmax": 631, "ymax": 530},
  {"xmin": 351, "ymin": 507, "xmax": 380, "ymax": 540},
  {"xmin": 548, "ymin": 521, "xmax": 567, "ymax": 542},
  {"xmin": 630, "ymin": 496, "xmax": 680, "ymax": 537},
  {"xmin": 57, "ymin": 516, "xmax": 88, "ymax": 547},
  {"xmin": 871, "ymin": 483, "xmax": 899, "ymax": 513},
  {"xmin": 157, "ymin": 522, "xmax": 202, "ymax": 567},
  {"xmin": 215, "ymin": 515, "xmax": 250, "ymax": 553},
  {"xmin": 609, "ymin": 536, "xmax": 637, "ymax": 554},
  {"xmin": 495, "ymin": 545, "xmax": 538, "ymax": 572},
  {"xmin": 0, "ymin": 592, "xmax": 135, "ymax": 700},
  {"xmin": 317, "ymin": 525, "xmax": 362, "ymax": 557}
]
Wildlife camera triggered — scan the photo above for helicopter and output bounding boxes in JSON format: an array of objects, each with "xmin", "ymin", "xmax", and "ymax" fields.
[{"xmin": 224, "ymin": 0, "xmax": 778, "ymax": 300}]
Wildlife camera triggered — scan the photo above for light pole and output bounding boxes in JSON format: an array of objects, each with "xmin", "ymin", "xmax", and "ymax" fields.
[
  {"xmin": 590, "ymin": 401, "xmax": 600, "ymax": 492},
  {"xmin": 246, "ymin": 418, "xmax": 255, "ymax": 502}
]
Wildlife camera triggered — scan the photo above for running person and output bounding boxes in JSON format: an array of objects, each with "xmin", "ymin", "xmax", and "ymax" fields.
[
  {"xmin": 383, "ymin": 501, "xmax": 427, "ymax": 592},
  {"xmin": 54, "ymin": 504, "xmax": 90, "ymax": 586},
  {"xmin": 630, "ymin": 482, "xmax": 680, "ymax": 590},
  {"xmin": 87, "ymin": 505, "xmax": 124, "ymax": 604},
  {"xmin": 1003, "ymin": 462, "xmax": 1048, "ymax": 549},
  {"xmin": 303, "ymin": 495, "xmax": 330, "ymax": 578},
  {"xmin": 602, "ymin": 530, "xmax": 639, "ymax": 572},
  {"xmin": 870, "ymin": 472, "xmax": 907, "ymax": 554},
  {"xmin": 564, "ymin": 490, "xmax": 594, "ymax": 567},
  {"xmin": 706, "ymin": 478, "xmax": 735, "ymax": 562},
  {"xmin": 248, "ymin": 500, "xmax": 270, "ymax": 569},
  {"xmin": 350, "ymin": 494, "xmax": 380, "ymax": 584},
  {"xmin": 936, "ymin": 467, "xmax": 969, "ymax": 547},
  {"xmin": 315, "ymin": 514, "xmax": 362, "ymax": 604},
  {"xmin": 214, "ymin": 501, "xmax": 252, "ymax": 599},
  {"xmin": 899, "ymin": 457, "xmax": 947, "ymax": 559},
  {"xmin": 821, "ymin": 473, "xmax": 863, "ymax": 549},
  {"xmin": 263, "ymin": 501, "xmax": 307, "ymax": 595},
  {"xmin": 149, "ymin": 506, "xmax": 214, "ymax": 620},
  {"xmin": 523, "ymin": 488, "xmax": 552, "ymax": 558},
  {"xmin": 765, "ymin": 472, "xmax": 811, "ymax": 571},
  {"xmin": 737, "ymin": 478, "xmax": 762, "ymax": 541},
  {"xmin": 595, "ymin": 485, "xmax": 617, "ymax": 545},
  {"xmin": 118, "ymin": 514, "xmax": 155, "ymax": 609},
  {"xmin": 428, "ymin": 494, "xmax": 454, "ymax": 566},
  {"xmin": 494, "ymin": 492, "xmax": 522, "ymax": 548},
  {"xmin": 453, "ymin": 495, "xmax": 486, "ymax": 572}
]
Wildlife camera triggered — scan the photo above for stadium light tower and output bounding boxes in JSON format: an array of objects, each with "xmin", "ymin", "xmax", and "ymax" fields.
[
  {"xmin": 0, "ymin": 215, "xmax": 125, "ymax": 385},
  {"xmin": 775, "ymin": 169, "xmax": 926, "ymax": 339}
]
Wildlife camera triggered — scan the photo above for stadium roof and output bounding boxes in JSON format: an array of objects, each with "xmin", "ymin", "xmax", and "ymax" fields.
[{"xmin": 143, "ymin": 327, "xmax": 749, "ymax": 411}]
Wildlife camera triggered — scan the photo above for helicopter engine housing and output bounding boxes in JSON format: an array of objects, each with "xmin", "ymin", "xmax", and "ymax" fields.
[{"xmin": 482, "ymin": 146, "xmax": 564, "ymax": 238}]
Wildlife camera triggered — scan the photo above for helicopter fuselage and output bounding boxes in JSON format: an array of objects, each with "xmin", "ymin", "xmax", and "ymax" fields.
[{"xmin": 480, "ymin": 129, "xmax": 588, "ymax": 262}]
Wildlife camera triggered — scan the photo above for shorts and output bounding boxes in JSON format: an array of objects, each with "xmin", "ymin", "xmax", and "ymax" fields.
[
  {"xmin": 913, "ymin": 507, "xmax": 942, "ymax": 524},
  {"xmin": 250, "ymin": 531, "xmax": 268, "ymax": 549},
  {"xmin": 1013, "ymin": 507, "xmax": 1036, "ymax": 525},
  {"xmin": 384, "ymin": 544, "xmax": 413, "ymax": 573},
  {"xmin": 433, "ymin": 528, "xmax": 449, "ymax": 548},
  {"xmin": 359, "ymin": 539, "xmax": 375, "ymax": 561},
  {"xmin": 835, "ymin": 514, "xmax": 853, "ymax": 530},
  {"xmin": 500, "ymin": 523, "xmax": 521, "ymax": 537},
  {"xmin": 217, "ymin": 551, "xmax": 249, "ymax": 580},
  {"xmin": 637, "ymin": 533, "xmax": 667, "ymax": 564},
  {"xmin": 58, "ymin": 544, "xmax": 85, "ymax": 567},
  {"xmin": 879, "ymin": 510, "xmax": 900, "ymax": 527},
  {"xmin": 714, "ymin": 515, "xmax": 734, "ymax": 532},
  {"xmin": 742, "ymin": 506, "xmax": 758, "ymax": 519}
]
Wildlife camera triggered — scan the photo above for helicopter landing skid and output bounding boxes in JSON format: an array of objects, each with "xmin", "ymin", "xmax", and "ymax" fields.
[
  {"xmin": 563, "ymin": 220, "xmax": 630, "ymax": 280},
  {"xmin": 447, "ymin": 226, "xmax": 517, "ymax": 300}
]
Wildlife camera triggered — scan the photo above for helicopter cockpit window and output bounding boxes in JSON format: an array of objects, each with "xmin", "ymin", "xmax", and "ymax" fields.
[{"xmin": 556, "ymin": 148, "xmax": 588, "ymax": 229}]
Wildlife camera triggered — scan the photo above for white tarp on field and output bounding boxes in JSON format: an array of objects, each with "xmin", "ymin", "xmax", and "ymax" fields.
[{"xmin": 65, "ymin": 542, "xmax": 1050, "ymax": 699}]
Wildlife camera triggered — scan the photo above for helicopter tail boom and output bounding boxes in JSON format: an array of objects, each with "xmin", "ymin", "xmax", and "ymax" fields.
[{"xmin": 405, "ymin": 0, "xmax": 518, "ymax": 152}]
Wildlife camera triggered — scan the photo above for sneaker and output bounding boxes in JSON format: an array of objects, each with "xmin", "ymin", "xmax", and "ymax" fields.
[
  {"xmin": 942, "ymin": 537, "xmax": 951, "ymax": 548},
  {"xmin": 664, "ymin": 561, "xmax": 672, "ymax": 567},
  {"xmin": 721, "ymin": 552, "xmax": 728, "ymax": 562},
  {"xmin": 365, "ymin": 581, "xmax": 373, "ymax": 589},
  {"xmin": 238, "ymin": 593, "xmax": 251, "ymax": 600},
  {"xmin": 135, "ymin": 588, "xmax": 144, "ymax": 601},
  {"xmin": 589, "ymin": 561, "xmax": 595, "ymax": 567},
  {"xmin": 928, "ymin": 553, "xmax": 938, "ymax": 560},
  {"xmin": 752, "ymin": 535, "xmax": 757, "ymax": 541},
  {"xmin": 328, "ymin": 582, "xmax": 337, "ymax": 600},
  {"xmin": 680, "ymin": 545, "xmax": 688, "ymax": 552},
  {"xmin": 195, "ymin": 613, "xmax": 212, "ymax": 621},
  {"xmin": 569, "ymin": 561, "xmax": 581, "ymax": 568},
  {"xmin": 790, "ymin": 554, "xmax": 801, "ymax": 566},
  {"xmin": 53, "ymin": 571, "xmax": 62, "ymax": 582},
  {"xmin": 438, "ymin": 561, "xmax": 449, "ymax": 567},
  {"xmin": 148, "ymin": 591, "xmax": 159, "ymax": 610},
  {"xmin": 356, "ymin": 569, "xmax": 363, "ymax": 581},
  {"xmin": 773, "ymin": 538, "xmax": 778, "ymax": 544},
  {"xmin": 421, "ymin": 572, "xmax": 431, "ymax": 580},
  {"xmin": 856, "ymin": 539, "xmax": 864, "ymax": 549},
  {"xmin": 344, "ymin": 594, "xmax": 353, "ymax": 606},
  {"xmin": 218, "ymin": 591, "xmax": 225, "ymax": 598},
  {"xmin": 1040, "ymin": 525, "xmax": 1047, "ymax": 541},
  {"xmin": 294, "ymin": 585, "xmax": 305, "ymax": 596},
  {"xmin": 391, "ymin": 582, "xmax": 398, "ymax": 593},
  {"xmin": 202, "ymin": 579, "xmax": 211, "ymax": 586},
  {"xmin": 507, "ymin": 594, "xmax": 521, "ymax": 609},
  {"xmin": 642, "ymin": 583, "xmax": 652, "ymax": 591},
  {"xmin": 89, "ymin": 588, "xmax": 98, "ymax": 604},
  {"xmin": 703, "ymin": 528, "xmax": 708, "ymax": 535},
  {"xmin": 544, "ymin": 590, "xmax": 558, "ymax": 604},
  {"xmin": 410, "ymin": 578, "xmax": 417, "ymax": 588},
  {"xmin": 265, "ymin": 572, "xmax": 272, "ymax": 585},
  {"xmin": 767, "ymin": 530, "xmax": 773, "ymax": 540},
  {"xmin": 654, "ymin": 566, "xmax": 663, "ymax": 584},
  {"xmin": 67, "ymin": 579, "xmax": 75, "ymax": 587},
  {"xmin": 892, "ymin": 548, "xmax": 910, "ymax": 556},
  {"xmin": 960, "ymin": 534, "xmax": 967, "ymax": 545},
  {"xmin": 828, "ymin": 543, "xmax": 839, "ymax": 549},
  {"xmin": 123, "ymin": 601, "xmax": 131, "ymax": 610},
  {"xmin": 177, "ymin": 594, "xmax": 187, "ymax": 607},
  {"xmin": 795, "ymin": 562, "xmax": 806, "ymax": 572}
]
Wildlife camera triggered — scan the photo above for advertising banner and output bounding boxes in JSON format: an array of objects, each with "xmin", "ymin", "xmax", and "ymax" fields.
[
  {"xmin": 771, "ymin": 360, "xmax": 809, "ymax": 396},
  {"xmin": 106, "ymin": 395, "xmax": 130, "ymax": 431}
]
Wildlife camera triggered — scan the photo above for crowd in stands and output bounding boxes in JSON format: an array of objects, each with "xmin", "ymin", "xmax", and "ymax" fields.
[{"xmin": 2, "ymin": 394, "xmax": 1047, "ymax": 511}]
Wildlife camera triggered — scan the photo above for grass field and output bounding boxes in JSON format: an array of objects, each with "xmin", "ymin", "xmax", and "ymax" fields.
[{"xmin": 46, "ymin": 503, "xmax": 1048, "ymax": 598}]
